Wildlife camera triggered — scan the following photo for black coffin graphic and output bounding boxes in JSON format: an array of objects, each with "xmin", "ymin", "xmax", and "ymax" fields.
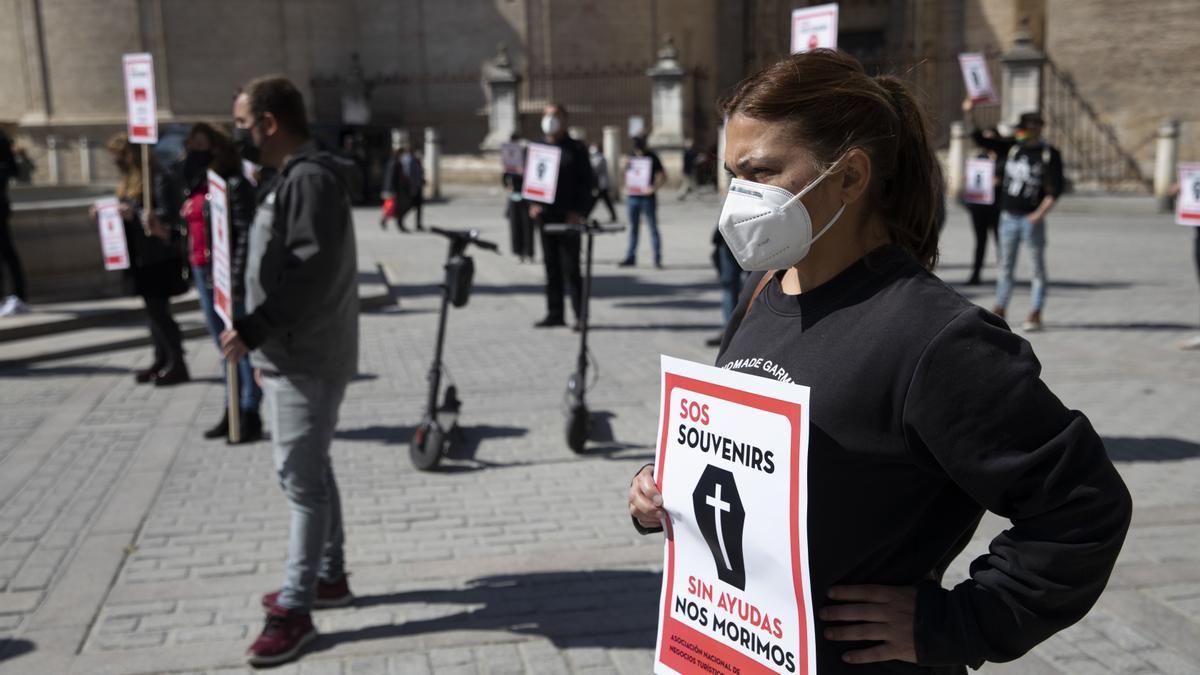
[{"xmin": 692, "ymin": 465, "xmax": 747, "ymax": 590}]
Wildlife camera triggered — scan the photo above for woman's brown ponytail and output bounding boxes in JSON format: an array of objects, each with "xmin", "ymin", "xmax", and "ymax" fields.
[{"xmin": 874, "ymin": 75, "xmax": 941, "ymax": 269}]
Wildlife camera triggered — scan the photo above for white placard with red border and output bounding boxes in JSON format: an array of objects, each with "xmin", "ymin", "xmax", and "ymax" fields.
[
  {"xmin": 958, "ymin": 53, "xmax": 998, "ymax": 106},
  {"xmin": 521, "ymin": 143, "xmax": 561, "ymax": 204},
  {"xmin": 95, "ymin": 197, "xmax": 130, "ymax": 271},
  {"xmin": 122, "ymin": 53, "xmax": 158, "ymax": 144},
  {"xmin": 963, "ymin": 158, "xmax": 996, "ymax": 205},
  {"xmin": 207, "ymin": 170, "xmax": 234, "ymax": 328},
  {"xmin": 653, "ymin": 355, "xmax": 814, "ymax": 675},
  {"xmin": 1176, "ymin": 163, "xmax": 1200, "ymax": 227},
  {"xmin": 501, "ymin": 142, "xmax": 525, "ymax": 174},
  {"xmin": 625, "ymin": 156, "xmax": 654, "ymax": 196},
  {"xmin": 791, "ymin": 3, "xmax": 838, "ymax": 54}
]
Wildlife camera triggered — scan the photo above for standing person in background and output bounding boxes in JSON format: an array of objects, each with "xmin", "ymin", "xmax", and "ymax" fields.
[
  {"xmin": 618, "ymin": 134, "xmax": 667, "ymax": 269},
  {"xmin": 964, "ymin": 99, "xmax": 1064, "ymax": 331},
  {"xmin": 503, "ymin": 134, "xmax": 535, "ymax": 262},
  {"xmin": 221, "ymin": 77, "xmax": 360, "ymax": 667},
  {"xmin": 97, "ymin": 133, "xmax": 190, "ymax": 385},
  {"xmin": 588, "ymin": 143, "xmax": 618, "ymax": 223},
  {"xmin": 1174, "ymin": 181, "xmax": 1200, "ymax": 350},
  {"xmin": 399, "ymin": 144, "xmax": 425, "ymax": 231},
  {"xmin": 379, "ymin": 144, "xmax": 412, "ymax": 232},
  {"xmin": 529, "ymin": 103, "xmax": 595, "ymax": 330},
  {"xmin": 0, "ymin": 126, "xmax": 29, "ymax": 316},
  {"xmin": 181, "ymin": 123, "xmax": 264, "ymax": 443},
  {"xmin": 704, "ymin": 225, "xmax": 744, "ymax": 347},
  {"xmin": 964, "ymin": 128, "xmax": 1002, "ymax": 286},
  {"xmin": 678, "ymin": 137, "xmax": 697, "ymax": 201}
]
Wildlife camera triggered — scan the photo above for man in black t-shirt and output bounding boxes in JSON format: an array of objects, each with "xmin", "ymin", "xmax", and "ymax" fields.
[
  {"xmin": 965, "ymin": 100, "xmax": 1063, "ymax": 331},
  {"xmin": 618, "ymin": 135, "xmax": 667, "ymax": 268}
]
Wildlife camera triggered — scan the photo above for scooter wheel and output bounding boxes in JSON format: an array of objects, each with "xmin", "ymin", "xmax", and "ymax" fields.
[
  {"xmin": 566, "ymin": 405, "xmax": 590, "ymax": 454},
  {"xmin": 410, "ymin": 420, "xmax": 444, "ymax": 471}
]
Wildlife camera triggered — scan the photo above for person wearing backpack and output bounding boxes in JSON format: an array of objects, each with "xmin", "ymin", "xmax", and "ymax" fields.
[{"xmin": 964, "ymin": 100, "xmax": 1064, "ymax": 331}]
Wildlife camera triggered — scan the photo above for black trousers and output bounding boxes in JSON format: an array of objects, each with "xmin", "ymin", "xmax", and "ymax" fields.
[
  {"xmin": 142, "ymin": 292, "xmax": 183, "ymax": 369},
  {"xmin": 590, "ymin": 189, "xmax": 617, "ymax": 222},
  {"xmin": 0, "ymin": 202, "xmax": 27, "ymax": 301},
  {"xmin": 968, "ymin": 204, "xmax": 1000, "ymax": 281},
  {"xmin": 508, "ymin": 199, "xmax": 536, "ymax": 259},
  {"xmin": 539, "ymin": 224, "xmax": 582, "ymax": 321}
]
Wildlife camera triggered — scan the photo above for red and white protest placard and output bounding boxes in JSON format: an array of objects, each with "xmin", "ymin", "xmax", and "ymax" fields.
[
  {"xmin": 521, "ymin": 143, "xmax": 561, "ymax": 204},
  {"xmin": 625, "ymin": 156, "xmax": 654, "ymax": 196},
  {"xmin": 653, "ymin": 356, "xmax": 814, "ymax": 675},
  {"xmin": 95, "ymin": 197, "xmax": 130, "ymax": 271},
  {"xmin": 501, "ymin": 142, "xmax": 525, "ymax": 174},
  {"xmin": 958, "ymin": 53, "xmax": 998, "ymax": 106},
  {"xmin": 207, "ymin": 171, "xmax": 234, "ymax": 328},
  {"xmin": 963, "ymin": 157, "xmax": 996, "ymax": 205},
  {"xmin": 122, "ymin": 53, "xmax": 158, "ymax": 144},
  {"xmin": 1176, "ymin": 163, "xmax": 1200, "ymax": 226},
  {"xmin": 791, "ymin": 3, "xmax": 838, "ymax": 54}
]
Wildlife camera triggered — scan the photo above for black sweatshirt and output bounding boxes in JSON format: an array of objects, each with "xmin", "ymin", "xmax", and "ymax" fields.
[
  {"xmin": 642, "ymin": 245, "xmax": 1131, "ymax": 674},
  {"xmin": 537, "ymin": 135, "xmax": 595, "ymax": 222},
  {"xmin": 970, "ymin": 131, "xmax": 1063, "ymax": 215}
]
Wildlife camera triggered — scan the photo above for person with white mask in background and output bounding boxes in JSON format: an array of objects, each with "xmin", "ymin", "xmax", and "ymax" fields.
[{"xmin": 628, "ymin": 49, "xmax": 1130, "ymax": 674}]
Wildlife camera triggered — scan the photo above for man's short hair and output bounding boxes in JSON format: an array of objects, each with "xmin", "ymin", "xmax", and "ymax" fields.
[
  {"xmin": 242, "ymin": 76, "xmax": 309, "ymax": 137},
  {"xmin": 546, "ymin": 102, "xmax": 569, "ymax": 118}
]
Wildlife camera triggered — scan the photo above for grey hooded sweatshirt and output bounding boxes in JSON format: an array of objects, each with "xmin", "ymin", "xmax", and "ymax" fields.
[{"xmin": 235, "ymin": 143, "xmax": 359, "ymax": 380}]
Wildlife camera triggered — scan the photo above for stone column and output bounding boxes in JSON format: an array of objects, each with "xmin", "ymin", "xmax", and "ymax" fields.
[
  {"xmin": 424, "ymin": 127, "xmax": 441, "ymax": 201},
  {"xmin": 46, "ymin": 135, "xmax": 59, "ymax": 185},
  {"xmin": 647, "ymin": 35, "xmax": 686, "ymax": 187},
  {"xmin": 1000, "ymin": 18, "xmax": 1045, "ymax": 126},
  {"xmin": 947, "ymin": 121, "xmax": 966, "ymax": 200},
  {"xmin": 1154, "ymin": 119, "xmax": 1181, "ymax": 212},
  {"xmin": 602, "ymin": 125, "xmax": 621, "ymax": 202},
  {"xmin": 79, "ymin": 136, "xmax": 92, "ymax": 184},
  {"xmin": 480, "ymin": 44, "xmax": 522, "ymax": 152}
]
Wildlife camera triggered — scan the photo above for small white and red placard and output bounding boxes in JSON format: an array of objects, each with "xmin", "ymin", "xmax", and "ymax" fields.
[
  {"xmin": 501, "ymin": 142, "xmax": 525, "ymax": 174},
  {"xmin": 791, "ymin": 3, "xmax": 838, "ymax": 54},
  {"xmin": 521, "ymin": 143, "xmax": 562, "ymax": 205},
  {"xmin": 963, "ymin": 157, "xmax": 996, "ymax": 205},
  {"xmin": 207, "ymin": 171, "xmax": 234, "ymax": 327},
  {"xmin": 95, "ymin": 197, "xmax": 130, "ymax": 271},
  {"xmin": 122, "ymin": 53, "xmax": 158, "ymax": 144},
  {"xmin": 625, "ymin": 157, "xmax": 654, "ymax": 196},
  {"xmin": 1176, "ymin": 163, "xmax": 1200, "ymax": 226},
  {"xmin": 652, "ymin": 356, "xmax": 815, "ymax": 675},
  {"xmin": 958, "ymin": 52, "xmax": 999, "ymax": 106}
]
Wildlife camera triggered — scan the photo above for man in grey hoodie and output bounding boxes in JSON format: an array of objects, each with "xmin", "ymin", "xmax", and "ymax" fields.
[{"xmin": 220, "ymin": 76, "xmax": 359, "ymax": 668}]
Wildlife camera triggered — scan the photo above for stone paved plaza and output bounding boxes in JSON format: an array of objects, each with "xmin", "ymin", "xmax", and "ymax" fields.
[{"xmin": 0, "ymin": 188, "xmax": 1197, "ymax": 674}]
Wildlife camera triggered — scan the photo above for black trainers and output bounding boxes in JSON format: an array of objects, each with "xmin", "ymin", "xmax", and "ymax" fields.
[
  {"xmin": 204, "ymin": 412, "xmax": 229, "ymax": 440},
  {"xmin": 533, "ymin": 316, "xmax": 566, "ymax": 328},
  {"xmin": 617, "ymin": 259, "xmax": 635, "ymax": 268},
  {"xmin": 231, "ymin": 410, "xmax": 264, "ymax": 444}
]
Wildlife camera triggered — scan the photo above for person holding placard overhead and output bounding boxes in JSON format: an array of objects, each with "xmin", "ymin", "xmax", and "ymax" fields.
[
  {"xmin": 617, "ymin": 134, "xmax": 667, "ymax": 268},
  {"xmin": 528, "ymin": 103, "xmax": 595, "ymax": 330},
  {"xmin": 629, "ymin": 49, "xmax": 1130, "ymax": 672},
  {"xmin": 963, "ymin": 128, "xmax": 1001, "ymax": 286},
  {"xmin": 964, "ymin": 98, "xmax": 1064, "ymax": 331}
]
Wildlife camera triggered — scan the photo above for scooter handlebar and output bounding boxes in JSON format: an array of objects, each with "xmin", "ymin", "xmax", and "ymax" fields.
[
  {"xmin": 542, "ymin": 220, "xmax": 625, "ymax": 235},
  {"xmin": 429, "ymin": 226, "xmax": 500, "ymax": 252}
]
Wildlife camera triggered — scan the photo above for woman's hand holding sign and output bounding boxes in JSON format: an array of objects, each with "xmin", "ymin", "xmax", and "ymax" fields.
[
  {"xmin": 628, "ymin": 464, "xmax": 666, "ymax": 530},
  {"xmin": 820, "ymin": 584, "xmax": 917, "ymax": 665}
]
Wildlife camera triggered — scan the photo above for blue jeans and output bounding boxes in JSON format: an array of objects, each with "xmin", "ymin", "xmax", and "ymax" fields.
[
  {"xmin": 264, "ymin": 373, "xmax": 349, "ymax": 610},
  {"xmin": 717, "ymin": 243, "xmax": 743, "ymax": 322},
  {"xmin": 192, "ymin": 265, "xmax": 262, "ymax": 412},
  {"xmin": 625, "ymin": 195, "xmax": 661, "ymax": 263},
  {"xmin": 995, "ymin": 212, "xmax": 1047, "ymax": 313}
]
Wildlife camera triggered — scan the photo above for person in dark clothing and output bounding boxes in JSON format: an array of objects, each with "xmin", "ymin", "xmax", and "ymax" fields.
[
  {"xmin": 399, "ymin": 145, "xmax": 425, "ymax": 231},
  {"xmin": 179, "ymin": 123, "xmax": 264, "ymax": 443},
  {"xmin": 528, "ymin": 103, "xmax": 595, "ymax": 329},
  {"xmin": 503, "ymin": 135, "xmax": 535, "ymax": 261},
  {"xmin": 964, "ymin": 100, "xmax": 1064, "ymax": 331},
  {"xmin": 588, "ymin": 143, "xmax": 618, "ymax": 223},
  {"xmin": 379, "ymin": 145, "xmax": 411, "ymax": 232},
  {"xmin": 629, "ymin": 50, "xmax": 1130, "ymax": 674},
  {"xmin": 0, "ymin": 127, "xmax": 28, "ymax": 314},
  {"xmin": 704, "ymin": 225, "xmax": 744, "ymax": 347},
  {"xmin": 97, "ymin": 133, "xmax": 190, "ymax": 385},
  {"xmin": 618, "ymin": 135, "xmax": 667, "ymax": 268},
  {"xmin": 964, "ymin": 129, "xmax": 1002, "ymax": 285}
]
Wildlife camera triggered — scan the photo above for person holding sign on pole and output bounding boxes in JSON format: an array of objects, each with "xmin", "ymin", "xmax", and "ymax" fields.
[
  {"xmin": 618, "ymin": 135, "xmax": 667, "ymax": 268},
  {"xmin": 221, "ymin": 77, "xmax": 360, "ymax": 667},
  {"xmin": 962, "ymin": 129, "xmax": 1002, "ymax": 286},
  {"xmin": 630, "ymin": 49, "xmax": 1130, "ymax": 672},
  {"xmin": 964, "ymin": 98, "xmax": 1064, "ymax": 331}
]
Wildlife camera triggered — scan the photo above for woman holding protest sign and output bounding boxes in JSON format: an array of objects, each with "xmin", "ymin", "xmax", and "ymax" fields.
[{"xmin": 628, "ymin": 50, "xmax": 1131, "ymax": 673}]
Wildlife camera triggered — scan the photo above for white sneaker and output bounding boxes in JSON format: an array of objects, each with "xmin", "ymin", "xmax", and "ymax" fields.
[
  {"xmin": 6, "ymin": 297, "xmax": 29, "ymax": 315},
  {"xmin": 0, "ymin": 296, "xmax": 16, "ymax": 317},
  {"xmin": 1178, "ymin": 335, "xmax": 1200, "ymax": 351}
]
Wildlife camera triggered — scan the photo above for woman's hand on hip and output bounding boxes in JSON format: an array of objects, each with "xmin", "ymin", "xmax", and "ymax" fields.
[{"xmin": 820, "ymin": 584, "xmax": 918, "ymax": 665}]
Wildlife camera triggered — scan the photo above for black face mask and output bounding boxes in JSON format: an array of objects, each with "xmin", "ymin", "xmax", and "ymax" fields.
[
  {"xmin": 232, "ymin": 127, "xmax": 260, "ymax": 164},
  {"xmin": 182, "ymin": 150, "xmax": 213, "ymax": 189}
]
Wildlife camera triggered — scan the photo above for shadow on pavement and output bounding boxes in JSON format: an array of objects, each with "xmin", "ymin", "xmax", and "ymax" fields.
[
  {"xmin": 1105, "ymin": 436, "xmax": 1200, "ymax": 462},
  {"xmin": 334, "ymin": 424, "xmax": 530, "ymax": 472},
  {"xmin": 0, "ymin": 363, "xmax": 134, "ymax": 378},
  {"xmin": 1049, "ymin": 322, "xmax": 1194, "ymax": 331},
  {"xmin": 317, "ymin": 570, "xmax": 661, "ymax": 651},
  {"xmin": 0, "ymin": 639, "xmax": 35, "ymax": 663}
]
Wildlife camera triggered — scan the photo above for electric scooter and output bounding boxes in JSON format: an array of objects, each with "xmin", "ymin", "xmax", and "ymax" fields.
[
  {"xmin": 410, "ymin": 227, "xmax": 499, "ymax": 470},
  {"xmin": 542, "ymin": 219, "xmax": 625, "ymax": 453}
]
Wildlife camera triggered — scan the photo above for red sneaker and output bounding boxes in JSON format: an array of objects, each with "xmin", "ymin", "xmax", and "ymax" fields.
[
  {"xmin": 261, "ymin": 575, "xmax": 354, "ymax": 611},
  {"xmin": 246, "ymin": 605, "xmax": 316, "ymax": 667}
]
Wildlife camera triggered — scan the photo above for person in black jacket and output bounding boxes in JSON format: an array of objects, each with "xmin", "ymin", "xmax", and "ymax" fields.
[
  {"xmin": 528, "ymin": 103, "xmax": 596, "ymax": 329},
  {"xmin": 180, "ymin": 124, "xmax": 263, "ymax": 442},
  {"xmin": 963, "ymin": 128, "xmax": 1002, "ymax": 286},
  {"xmin": 0, "ymin": 127, "xmax": 28, "ymax": 315},
  {"xmin": 96, "ymin": 133, "xmax": 189, "ymax": 385},
  {"xmin": 503, "ymin": 134, "xmax": 535, "ymax": 261},
  {"xmin": 629, "ymin": 50, "xmax": 1130, "ymax": 673}
]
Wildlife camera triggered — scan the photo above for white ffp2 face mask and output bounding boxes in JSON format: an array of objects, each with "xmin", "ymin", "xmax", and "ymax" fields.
[
  {"xmin": 718, "ymin": 164, "xmax": 846, "ymax": 271},
  {"xmin": 541, "ymin": 115, "xmax": 562, "ymax": 136}
]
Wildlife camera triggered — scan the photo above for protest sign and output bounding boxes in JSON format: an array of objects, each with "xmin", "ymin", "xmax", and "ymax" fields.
[
  {"xmin": 626, "ymin": 156, "xmax": 654, "ymax": 196},
  {"xmin": 521, "ymin": 143, "xmax": 562, "ymax": 204},
  {"xmin": 1176, "ymin": 163, "xmax": 1200, "ymax": 226},
  {"xmin": 958, "ymin": 53, "xmax": 998, "ymax": 106},
  {"xmin": 208, "ymin": 171, "xmax": 233, "ymax": 328},
  {"xmin": 122, "ymin": 53, "xmax": 158, "ymax": 144},
  {"xmin": 791, "ymin": 3, "xmax": 838, "ymax": 54},
  {"xmin": 653, "ymin": 356, "xmax": 814, "ymax": 675},
  {"xmin": 501, "ymin": 142, "xmax": 525, "ymax": 174},
  {"xmin": 963, "ymin": 158, "xmax": 996, "ymax": 205},
  {"xmin": 95, "ymin": 197, "xmax": 130, "ymax": 271}
]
